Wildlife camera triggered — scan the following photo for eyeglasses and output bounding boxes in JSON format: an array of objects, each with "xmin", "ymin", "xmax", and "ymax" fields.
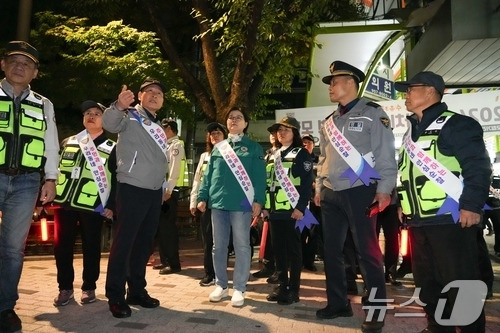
[
  {"xmin": 228, "ymin": 115, "xmax": 244, "ymax": 121},
  {"xmin": 83, "ymin": 111, "xmax": 102, "ymax": 118},
  {"xmin": 406, "ymin": 85, "xmax": 429, "ymax": 93}
]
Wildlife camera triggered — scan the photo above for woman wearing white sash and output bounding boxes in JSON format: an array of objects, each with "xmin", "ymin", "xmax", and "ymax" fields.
[
  {"xmin": 263, "ymin": 117, "xmax": 313, "ymax": 305},
  {"xmin": 197, "ymin": 108, "xmax": 266, "ymax": 307}
]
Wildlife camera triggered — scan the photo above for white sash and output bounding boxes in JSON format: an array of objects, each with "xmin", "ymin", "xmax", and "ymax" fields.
[
  {"xmin": 215, "ymin": 140, "xmax": 254, "ymax": 208},
  {"xmin": 273, "ymin": 150, "xmax": 300, "ymax": 208},
  {"xmin": 324, "ymin": 116, "xmax": 379, "ymax": 186},
  {"xmin": 402, "ymin": 127, "xmax": 463, "ymax": 203},
  {"xmin": 76, "ymin": 130, "xmax": 111, "ymax": 208},
  {"xmin": 129, "ymin": 109, "xmax": 168, "ymax": 159}
]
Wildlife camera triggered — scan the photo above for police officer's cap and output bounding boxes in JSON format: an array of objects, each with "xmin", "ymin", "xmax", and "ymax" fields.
[
  {"xmin": 140, "ymin": 77, "xmax": 166, "ymax": 93},
  {"xmin": 267, "ymin": 116, "xmax": 300, "ymax": 133},
  {"xmin": 206, "ymin": 122, "xmax": 227, "ymax": 135},
  {"xmin": 302, "ymin": 134, "xmax": 315, "ymax": 143},
  {"xmin": 321, "ymin": 60, "xmax": 365, "ymax": 84},
  {"xmin": 161, "ymin": 119, "xmax": 178, "ymax": 133},
  {"xmin": 394, "ymin": 71, "xmax": 445, "ymax": 96},
  {"xmin": 81, "ymin": 100, "xmax": 105, "ymax": 113},
  {"xmin": 4, "ymin": 41, "xmax": 39, "ymax": 65}
]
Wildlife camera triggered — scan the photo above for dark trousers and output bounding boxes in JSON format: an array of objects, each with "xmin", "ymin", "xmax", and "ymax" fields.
[
  {"xmin": 320, "ymin": 185, "xmax": 386, "ymax": 308},
  {"xmin": 410, "ymin": 224, "xmax": 485, "ymax": 333},
  {"xmin": 53, "ymin": 208, "xmax": 103, "ymax": 291},
  {"xmin": 343, "ymin": 228, "xmax": 358, "ymax": 283},
  {"xmin": 476, "ymin": 226, "xmax": 494, "ymax": 293},
  {"xmin": 376, "ymin": 204, "xmax": 400, "ymax": 275},
  {"xmin": 269, "ymin": 216, "xmax": 302, "ymax": 291},
  {"xmin": 200, "ymin": 209, "xmax": 214, "ymax": 277},
  {"xmin": 158, "ymin": 189, "xmax": 181, "ymax": 269},
  {"xmin": 484, "ymin": 208, "xmax": 500, "ymax": 252},
  {"xmin": 105, "ymin": 183, "xmax": 162, "ymax": 302}
]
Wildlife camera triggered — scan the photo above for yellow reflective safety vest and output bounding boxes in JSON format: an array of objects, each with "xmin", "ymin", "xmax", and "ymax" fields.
[
  {"xmin": 398, "ymin": 111, "xmax": 461, "ymax": 218},
  {"xmin": 175, "ymin": 139, "xmax": 189, "ymax": 187},
  {"xmin": 264, "ymin": 148, "xmax": 302, "ymax": 212},
  {"xmin": 0, "ymin": 89, "xmax": 46, "ymax": 171},
  {"xmin": 54, "ymin": 136, "xmax": 115, "ymax": 212}
]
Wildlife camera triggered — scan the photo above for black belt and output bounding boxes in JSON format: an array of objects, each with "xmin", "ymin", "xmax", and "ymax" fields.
[{"xmin": 0, "ymin": 168, "xmax": 33, "ymax": 176}]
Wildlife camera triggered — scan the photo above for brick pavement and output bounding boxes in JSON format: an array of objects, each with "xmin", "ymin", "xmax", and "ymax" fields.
[{"xmin": 17, "ymin": 234, "xmax": 500, "ymax": 333}]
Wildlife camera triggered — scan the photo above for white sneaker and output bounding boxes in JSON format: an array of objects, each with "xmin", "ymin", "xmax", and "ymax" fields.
[
  {"xmin": 209, "ymin": 286, "xmax": 228, "ymax": 302},
  {"xmin": 231, "ymin": 289, "xmax": 246, "ymax": 307}
]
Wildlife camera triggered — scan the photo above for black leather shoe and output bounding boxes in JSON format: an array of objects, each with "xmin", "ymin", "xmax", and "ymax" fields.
[
  {"xmin": 277, "ymin": 290, "xmax": 299, "ymax": 305},
  {"xmin": 266, "ymin": 272, "xmax": 280, "ymax": 284},
  {"xmin": 0, "ymin": 309, "xmax": 22, "ymax": 333},
  {"xmin": 126, "ymin": 291, "xmax": 160, "ymax": 308},
  {"xmin": 109, "ymin": 301, "xmax": 132, "ymax": 318},
  {"xmin": 266, "ymin": 285, "xmax": 283, "ymax": 302},
  {"xmin": 159, "ymin": 266, "xmax": 181, "ymax": 275},
  {"xmin": 252, "ymin": 267, "xmax": 274, "ymax": 278},
  {"xmin": 316, "ymin": 301, "xmax": 353, "ymax": 319},
  {"xmin": 153, "ymin": 264, "xmax": 167, "ymax": 270},
  {"xmin": 303, "ymin": 264, "xmax": 318, "ymax": 272},
  {"xmin": 361, "ymin": 318, "xmax": 384, "ymax": 333},
  {"xmin": 385, "ymin": 273, "xmax": 402, "ymax": 286}
]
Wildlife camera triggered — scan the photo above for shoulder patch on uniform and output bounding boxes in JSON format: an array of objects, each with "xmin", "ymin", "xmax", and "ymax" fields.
[
  {"xmin": 303, "ymin": 161, "xmax": 312, "ymax": 172},
  {"xmin": 367, "ymin": 101, "xmax": 381, "ymax": 108},
  {"xmin": 291, "ymin": 147, "xmax": 301, "ymax": 153},
  {"xmin": 380, "ymin": 117, "xmax": 390, "ymax": 128},
  {"xmin": 173, "ymin": 149, "xmax": 179, "ymax": 156}
]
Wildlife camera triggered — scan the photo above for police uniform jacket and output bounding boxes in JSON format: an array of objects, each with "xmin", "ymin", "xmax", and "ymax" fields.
[
  {"xmin": 400, "ymin": 102, "xmax": 491, "ymax": 227},
  {"xmin": 102, "ymin": 103, "xmax": 167, "ymax": 190},
  {"xmin": 190, "ymin": 151, "xmax": 210, "ymax": 210},
  {"xmin": 0, "ymin": 78, "xmax": 59, "ymax": 179},
  {"xmin": 268, "ymin": 146, "xmax": 313, "ymax": 219},
  {"xmin": 166, "ymin": 135, "xmax": 185, "ymax": 193},
  {"xmin": 315, "ymin": 97, "xmax": 397, "ymax": 195}
]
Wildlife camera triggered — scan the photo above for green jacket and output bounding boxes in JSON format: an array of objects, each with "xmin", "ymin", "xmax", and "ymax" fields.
[{"xmin": 198, "ymin": 135, "xmax": 266, "ymax": 211}]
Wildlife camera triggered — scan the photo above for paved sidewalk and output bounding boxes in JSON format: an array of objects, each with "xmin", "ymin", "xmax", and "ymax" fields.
[{"xmin": 17, "ymin": 235, "xmax": 500, "ymax": 333}]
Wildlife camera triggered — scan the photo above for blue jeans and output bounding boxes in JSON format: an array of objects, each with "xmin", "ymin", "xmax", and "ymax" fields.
[
  {"xmin": 0, "ymin": 172, "xmax": 41, "ymax": 311},
  {"xmin": 211, "ymin": 209, "xmax": 251, "ymax": 292}
]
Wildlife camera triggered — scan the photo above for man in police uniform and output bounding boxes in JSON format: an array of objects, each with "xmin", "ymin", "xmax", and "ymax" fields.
[
  {"xmin": 314, "ymin": 60, "xmax": 397, "ymax": 333},
  {"xmin": 0, "ymin": 41, "xmax": 59, "ymax": 332},
  {"xmin": 396, "ymin": 72, "xmax": 490, "ymax": 332},
  {"xmin": 52, "ymin": 100, "xmax": 116, "ymax": 307},
  {"xmin": 156, "ymin": 119, "xmax": 186, "ymax": 275}
]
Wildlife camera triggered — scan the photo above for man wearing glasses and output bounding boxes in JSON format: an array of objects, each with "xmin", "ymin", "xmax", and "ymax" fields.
[{"xmin": 396, "ymin": 71, "xmax": 490, "ymax": 332}]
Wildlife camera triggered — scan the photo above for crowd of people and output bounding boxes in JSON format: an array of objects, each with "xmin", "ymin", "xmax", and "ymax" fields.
[{"xmin": 0, "ymin": 39, "xmax": 495, "ymax": 333}]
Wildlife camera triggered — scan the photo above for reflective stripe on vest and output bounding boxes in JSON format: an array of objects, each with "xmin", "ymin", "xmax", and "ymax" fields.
[
  {"xmin": 264, "ymin": 148, "xmax": 302, "ymax": 211},
  {"xmin": 398, "ymin": 111, "xmax": 461, "ymax": 218},
  {"xmin": 0, "ymin": 90, "xmax": 46, "ymax": 171},
  {"xmin": 54, "ymin": 136, "xmax": 115, "ymax": 211}
]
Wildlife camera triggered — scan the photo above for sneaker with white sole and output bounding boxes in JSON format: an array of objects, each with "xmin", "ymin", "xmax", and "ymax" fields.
[
  {"xmin": 209, "ymin": 285, "xmax": 228, "ymax": 302},
  {"xmin": 81, "ymin": 290, "xmax": 96, "ymax": 304},
  {"xmin": 231, "ymin": 289, "xmax": 246, "ymax": 307},
  {"xmin": 53, "ymin": 289, "xmax": 74, "ymax": 306}
]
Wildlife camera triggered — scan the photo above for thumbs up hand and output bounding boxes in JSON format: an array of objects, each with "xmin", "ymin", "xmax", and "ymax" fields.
[{"xmin": 116, "ymin": 84, "xmax": 135, "ymax": 111}]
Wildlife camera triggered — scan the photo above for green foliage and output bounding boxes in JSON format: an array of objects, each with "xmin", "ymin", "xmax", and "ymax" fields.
[{"xmin": 30, "ymin": 11, "xmax": 191, "ymax": 135}]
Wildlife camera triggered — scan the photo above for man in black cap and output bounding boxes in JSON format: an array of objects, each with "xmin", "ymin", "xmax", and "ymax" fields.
[
  {"xmin": 395, "ymin": 71, "xmax": 490, "ymax": 332},
  {"xmin": 155, "ymin": 119, "xmax": 186, "ymax": 275},
  {"xmin": 0, "ymin": 41, "xmax": 59, "ymax": 332},
  {"xmin": 314, "ymin": 60, "xmax": 397, "ymax": 333},
  {"xmin": 52, "ymin": 100, "xmax": 117, "ymax": 307},
  {"xmin": 102, "ymin": 78, "xmax": 167, "ymax": 318}
]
